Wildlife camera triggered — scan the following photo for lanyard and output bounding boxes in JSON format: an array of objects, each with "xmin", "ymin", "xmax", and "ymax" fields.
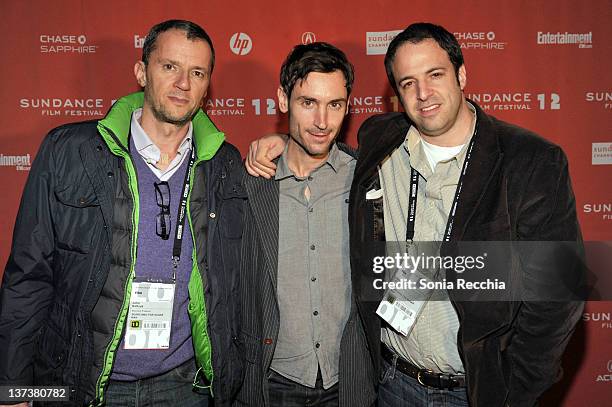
[
  {"xmin": 171, "ymin": 146, "xmax": 196, "ymax": 281},
  {"xmin": 405, "ymin": 167, "xmax": 419, "ymax": 241},
  {"xmin": 404, "ymin": 129, "xmax": 477, "ymax": 243}
]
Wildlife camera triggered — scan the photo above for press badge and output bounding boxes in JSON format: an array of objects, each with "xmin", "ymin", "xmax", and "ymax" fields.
[
  {"xmin": 376, "ymin": 291, "xmax": 424, "ymax": 337},
  {"xmin": 376, "ymin": 242, "xmax": 439, "ymax": 337},
  {"xmin": 124, "ymin": 279, "xmax": 175, "ymax": 349}
]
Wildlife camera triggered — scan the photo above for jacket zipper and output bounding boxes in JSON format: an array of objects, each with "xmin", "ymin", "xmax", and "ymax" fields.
[
  {"xmin": 93, "ymin": 126, "xmax": 140, "ymax": 405},
  {"xmin": 186, "ymin": 157, "xmax": 215, "ymax": 396}
]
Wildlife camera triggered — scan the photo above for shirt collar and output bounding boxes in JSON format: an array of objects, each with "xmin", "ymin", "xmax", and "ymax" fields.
[
  {"xmin": 275, "ymin": 141, "xmax": 343, "ymax": 181},
  {"xmin": 130, "ymin": 108, "xmax": 193, "ymax": 163},
  {"xmin": 404, "ymin": 101, "xmax": 477, "ymax": 171}
]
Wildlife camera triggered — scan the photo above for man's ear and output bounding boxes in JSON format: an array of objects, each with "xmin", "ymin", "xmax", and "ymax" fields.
[
  {"xmin": 458, "ymin": 64, "xmax": 467, "ymax": 91},
  {"xmin": 277, "ymin": 86, "xmax": 289, "ymax": 113},
  {"xmin": 134, "ymin": 61, "xmax": 147, "ymax": 87}
]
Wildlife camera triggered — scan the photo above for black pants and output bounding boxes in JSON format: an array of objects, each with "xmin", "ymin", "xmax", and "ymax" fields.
[{"xmin": 268, "ymin": 369, "xmax": 339, "ymax": 407}]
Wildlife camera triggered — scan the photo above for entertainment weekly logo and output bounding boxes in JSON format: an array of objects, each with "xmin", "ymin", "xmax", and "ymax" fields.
[
  {"xmin": 40, "ymin": 34, "xmax": 98, "ymax": 54},
  {"xmin": 585, "ymin": 91, "xmax": 612, "ymax": 110},
  {"xmin": 537, "ymin": 31, "xmax": 592, "ymax": 48},
  {"xmin": 19, "ymin": 97, "xmax": 107, "ymax": 118},
  {"xmin": 134, "ymin": 34, "xmax": 145, "ymax": 48},
  {"xmin": 592, "ymin": 143, "xmax": 612, "ymax": 165},
  {"xmin": 465, "ymin": 92, "xmax": 561, "ymax": 112},
  {"xmin": 366, "ymin": 30, "xmax": 401, "ymax": 55},
  {"xmin": 453, "ymin": 31, "xmax": 507, "ymax": 50},
  {"xmin": 0, "ymin": 153, "xmax": 31, "ymax": 171}
]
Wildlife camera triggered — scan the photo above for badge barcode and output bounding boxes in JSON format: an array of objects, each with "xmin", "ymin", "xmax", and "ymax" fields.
[
  {"xmin": 143, "ymin": 322, "xmax": 167, "ymax": 329},
  {"xmin": 398, "ymin": 303, "xmax": 414, "ymax": 318}
]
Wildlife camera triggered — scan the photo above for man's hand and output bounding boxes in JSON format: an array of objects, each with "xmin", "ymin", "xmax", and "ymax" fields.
[
  {"xmin": 245, "ymin": 133, "xmax": 288, "ymax": 178},
  {"xmin": 0, "ymin": 403, "xmax": 29, "ymax": 407}
]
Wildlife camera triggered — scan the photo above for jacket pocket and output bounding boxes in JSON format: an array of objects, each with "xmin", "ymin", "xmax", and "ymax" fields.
[
  {"xmin": 37, "ymin": 322, "xmax": 68, "ymax": 369},
  {"xmin": 219, "ymin": 182, "xmax": 247, "ymax": 239},
  {"xmin": 34, "ymin": 318, "xmax": 69, "ymax": 386},
  {"xmin": 239, "ymin": 331, "xmax": 261, "ymax": 364},
  {"xmin": 54, "ymin": 183, "xmax": 99, "ymax": 208},
  {"xmin": 478, "ymin": 214, "xmax": 512, "ymax": 239},
  {"xmin": 53, "ymin": 180, "xmax": 101, "ymax": 253}
]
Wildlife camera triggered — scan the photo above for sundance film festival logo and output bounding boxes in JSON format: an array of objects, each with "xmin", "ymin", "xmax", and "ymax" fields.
[
  {"xmin": 586, "ymin": 91, "xmax": 612, "ymax": 110},
  {"xmin": 453, "ymin": 31, "xmax": 506, "ymax": 50},
  {"xmin": 583, "ymin": 312, "xmax": 612, "ymax": 327},
  {"xmin": 19, "ymin": 98, "xmax": 106, "ymax": 117},
  {"xmin": 349, "ymin": 95, "xmax": 385, "ymax": 115},
  {"xmin": 302, "ymin": 32, "xmax": 316, "ymax": 45},
  {"xmin": 366, "ymin": 30, "xmax": 401, "ymax": 55},
  {"xmin": 465, "ymin": 92, "xmax": 561, "ymax": 111},
  {"xmin": 230, "ymin": 32, "xmax": 252, "ymax": 56},
  {"xmin": 0, "ymin": 154, "xmax": 31, "ymax": 171},
  {"xmin": 592, "ymin": 142, "xmax": 612, "ymax": 165},
  {"xmin": 206, "ymin": 98, "xmax": 246, "ymax": 116},
  {"xmin": 583, "ymin": 203, "xmax": 612, "ymax": 221},
  {"xmin": 537, "ymin": 31, "xmax": 592, "ymax": 48},
  {"xmin": 40, "ymin": 34, "xmax": 98, "ymax": 54},
  {"xmin": 583, "ymin": 312, "xmax": 612, "ymax": 329}
]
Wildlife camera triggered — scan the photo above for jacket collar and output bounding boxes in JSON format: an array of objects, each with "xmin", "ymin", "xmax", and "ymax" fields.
[
  {"xmin": 97, "ymin": 92, "xmax": 225, "ymax": 161},
  {"xmin": 447, "ymin": 100, "xmax": 502, "ymax": 240},
  {"xmin": 355, "ymin": 112, "xmax": 411, "ymax": 187},
  {"xmin": 353, "ymin": 100, "xmax": 503, "ymax": 240}
]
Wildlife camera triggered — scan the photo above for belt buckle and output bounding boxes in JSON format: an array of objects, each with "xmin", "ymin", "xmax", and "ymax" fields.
[{"xmin": 416, "ymin": 368, "xmax": 434, "ymax": 387}]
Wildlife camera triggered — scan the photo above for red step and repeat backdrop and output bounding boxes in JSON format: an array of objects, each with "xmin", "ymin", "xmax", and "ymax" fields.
[{"xmin": 0, "ymin": 1, "xmax": 610, "ymax": 405}]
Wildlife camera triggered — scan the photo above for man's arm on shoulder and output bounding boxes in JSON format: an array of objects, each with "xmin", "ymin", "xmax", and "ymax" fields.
[
  {"xmin": 245, "ymin": 134, "xmax": 287, "ymax": 178},
  {"xmin": 0, "ymin": 133, "xmax": 58, "ymax": 387},
  {"xmin": 506, "ymin": 144, "xmax": 584, "ymax": 406}
]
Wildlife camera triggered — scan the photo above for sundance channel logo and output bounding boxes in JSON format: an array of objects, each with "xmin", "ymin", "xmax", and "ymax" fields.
[
  {"xmin": 366, "ymin": 30, "xmax": 401, "ymax": 55},
  {"xmin": 592, "ymin": 142, "xmax": 612, "ymax": 165},
  {"xmin": 40, "ymin": 34, "xmax": 98, "ymax": 54},
  {"xmin": 0, "ymin": 153, "xmax": 31, "ymax": 171},
  {"xmin": 453, "ymin": 31, "xmax": 506, "ymax": 50}
]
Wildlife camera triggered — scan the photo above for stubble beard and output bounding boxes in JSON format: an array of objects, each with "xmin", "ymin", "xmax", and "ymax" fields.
[{"xmin": 145, "ymin": 89, "xmax": 196, "ymax": 128}]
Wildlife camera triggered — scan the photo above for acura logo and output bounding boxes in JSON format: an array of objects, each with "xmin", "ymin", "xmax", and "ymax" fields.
[{"xmin": 302, "ymin": 32, "xmax": 316, "ymax": 45}]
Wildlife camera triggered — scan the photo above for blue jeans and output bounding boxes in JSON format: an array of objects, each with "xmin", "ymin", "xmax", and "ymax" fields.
[
  {"xmin": 268, "ymin": 369, "xmax": 339, "ymax": 407},
  {"xmin": 378, "ymin": 359, "xmax": 469, "ymax": 407},
  {"xmin": 105, "ymin": 358, "xmax": 210, "ymax": 406}
]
